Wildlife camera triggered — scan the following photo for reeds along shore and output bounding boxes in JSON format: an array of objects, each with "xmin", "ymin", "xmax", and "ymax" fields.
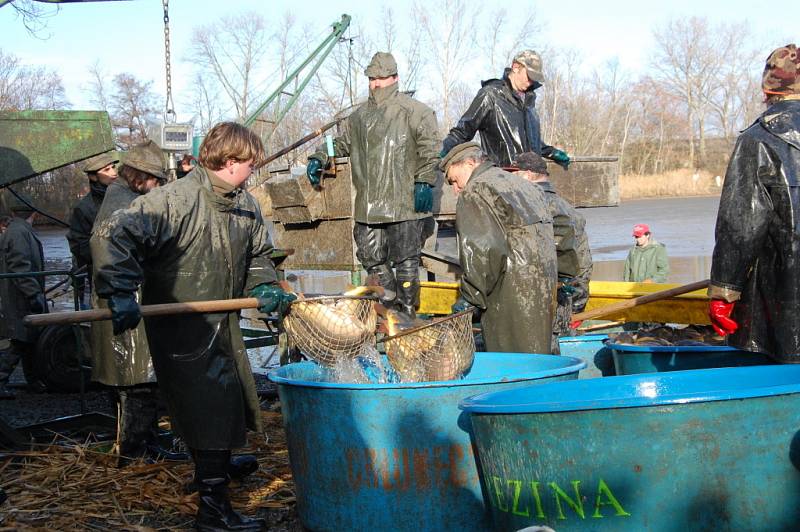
[{"xmin": 620, "ymin": 169, "xmax": 723, "ymax": 200}]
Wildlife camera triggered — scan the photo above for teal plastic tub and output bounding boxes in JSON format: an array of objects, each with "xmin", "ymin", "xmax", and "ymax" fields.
[{"xmin": 608, "ymin": 341, "xmax": 773, "ymax": 374}]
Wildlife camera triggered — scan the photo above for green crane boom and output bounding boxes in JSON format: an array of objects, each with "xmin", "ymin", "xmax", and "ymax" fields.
[{"xmin": 242, "ymin": 14, "xmax": 351, "ymax": 141}]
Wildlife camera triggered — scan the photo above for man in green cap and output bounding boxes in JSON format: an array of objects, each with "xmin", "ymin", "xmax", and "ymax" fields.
[
  {"xmin": 443, "ymin": 142, "xmax": 557, "ymax": 354},
  {"xmin": 67, "ymin": 151, "xmax": 119, "ymax": 306},
  {"xmin": 306, "ymin": 51, "xmax": 439, "ymax": 319},
  {"xmin": 0, "ymin": 193, "xmax": 47, "ymax": 398},
  {"xmin": 441, "ymin": 50, "xmax": 571, "ymax": 170}
]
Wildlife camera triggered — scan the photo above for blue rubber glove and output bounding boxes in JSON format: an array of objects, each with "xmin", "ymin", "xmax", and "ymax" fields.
[
  {"xmin": 250, "ymin": 283, "xmax": 297, "ymax": 315},
  {"xmin": 109, "ymin": 292, "xmax": 141, "ymax": 335},
  {"xmin": 451, "ymin": 297, "xmax": 472, "ymax": 314},
  {"xmin": 306, "ymin": 158, "xmax": 324, "ymax": 186},
  {"xmin": 414, "ymin": 182, "xmax": 433, "ymax": 213},
  {"xmin": 439, "ymin": 148, "xmax": 448, "ymax": 158},
  {"xmin": 550, "ymin": 149, "xmax": 570, "ymax": 170},
  {"xmin": 558, "ymin": 277, "xmax": 576, "ymax": 295}
]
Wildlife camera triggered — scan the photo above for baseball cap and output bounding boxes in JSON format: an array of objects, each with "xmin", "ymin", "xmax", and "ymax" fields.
[{"xmin": 632, "ymin": 224, "xmax": 650, "ymax": 237}]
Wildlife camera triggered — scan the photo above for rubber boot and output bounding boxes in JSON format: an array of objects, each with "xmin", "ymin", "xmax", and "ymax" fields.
[
  {"xmin": 194, "ymin": 450, "xmax": 265, "ymax": 531},
  {"xmin": 118, "ymin": 386, "xmax": 161, "ymax": 465},
  {"xmin": 186, "ymin": 454, "xmax": 259, "ymax": 493},
  {"xmin": 0, "ymin": 348, "xmax": 20, "ymax": 400},
  {"xmin": 367, "ymin": 264, "xmax": 397, "ymax": 307},
  {"xmin": 395, "ymin": 259, "xmax": 420, "ymax": 321}
]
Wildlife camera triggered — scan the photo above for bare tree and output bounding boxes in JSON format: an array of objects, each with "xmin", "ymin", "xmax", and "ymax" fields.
[
  {"xmin": 109, "ymin": 73, "xmax": 158, "ymax": 147},
  {"xmin": 415, "ymin": 0, "xmax": 480, "ymax": 130},
  {"xmin": 184, "ymin": 72, "xmax": 220, "ymax": 134},
  {"xmin": 486, "ymin": 7, "xmax": 544, "ymax": 74},
  {"xmin": 0, "ymin": 48, "xmax": 68, "ymax": 110},
  {"xmin": 187, "ymin": 12, "xmax": 269, "ymax": 120},
  {"xmin": 652, "ymin": 16, "xmax": 719, "ymax": 167},
  {"xmin": 2, "ymin": 0, "xmax": 59, "ymax": 38},
  {"xmin": 83, "ymin": 60, "xmax": 110, "ymax": 112}
]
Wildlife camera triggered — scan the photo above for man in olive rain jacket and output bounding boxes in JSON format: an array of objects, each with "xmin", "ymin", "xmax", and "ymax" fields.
[
  {"xmin": 307, "ymin": 52, "xmax": 439, "ymax": 319},
  {"xmin": 443, "ymin": 142, "xmax": 557, "ymax": 354},
  {"xmin": 92, "ymin": 122, "xmax": 294, "ymax": 531}
]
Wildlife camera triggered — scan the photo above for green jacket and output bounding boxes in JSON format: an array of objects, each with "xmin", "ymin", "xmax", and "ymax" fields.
[
  {"xmin": 89, "ymin": 180, "xmax": 155, "ymax": 387},
  {"xmin": 92, "ymin": 167, "xmax": 278, "ymax": 450},
  {"xmin": 321, "ymin": 83, "xmax": 439, "ymax": 223},
  {"xmin": 456, "ymin": 162, "xmax": 557, "ymax": 354},
  {"xmin": 0, "ymin": 218, "xmax": 45, "ymax": 343},
  {"xmin": 623, "ymin": 240, "xmax": 669, "ymax": 283}
]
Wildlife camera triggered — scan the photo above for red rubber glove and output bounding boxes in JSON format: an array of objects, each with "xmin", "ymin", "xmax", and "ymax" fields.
[
  {"xmin": 709, "ymin": 300, "xmax": 738, "ymax": 336},
  {"xmin": 570, "ymin": 320, "xmax": 583, "ymax": 330}
]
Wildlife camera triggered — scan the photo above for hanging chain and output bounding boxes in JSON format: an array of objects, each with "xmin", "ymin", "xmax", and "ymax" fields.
[{"xmin": 162, "ymin": 0, "xmax": 176, "ymax": 123}]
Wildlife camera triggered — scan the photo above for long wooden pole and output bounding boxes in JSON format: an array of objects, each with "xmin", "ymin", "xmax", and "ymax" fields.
[
  {"xmin": 24, "ymin": 298, "xmax": 262, "ymax": 327},
  {"xmin": 571, "ymin": 279, "xmax": 710, "ymax": 322}
]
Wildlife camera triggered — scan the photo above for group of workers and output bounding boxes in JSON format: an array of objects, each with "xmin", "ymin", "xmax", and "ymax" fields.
[
  {"xmin": 0, "ymin": 41, "xmax": 797, "ymax": 531},
  {"xmin": 308, "ymin": 50, "xmax": 591, "ymax": 355}
]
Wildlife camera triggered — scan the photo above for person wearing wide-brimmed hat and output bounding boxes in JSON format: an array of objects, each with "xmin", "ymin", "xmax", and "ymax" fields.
[
  {"xmin": 442, "ymin": 142, "xmax": 557, "ymax": 354},
  {"xmin": 67, "ymin": 151, "xmax": 119, "ymax": 305},
  {"xmin": 89, "ymin": 140, "xmax": 168, "ymax": 464},
  {"xmin": 708, "ymin": 44, "xmax": 800, "ymax": 363}
]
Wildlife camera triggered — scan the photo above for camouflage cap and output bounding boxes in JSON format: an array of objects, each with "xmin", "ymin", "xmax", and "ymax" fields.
[
  {"xmin": 365, "ymin": 52, "xmax": 398, "ymax": 78},
  {"xmin": 515, "ymin": 152, "xmax": 549, "ymax": 175},
  {"xmin": 121, "ymin": 140, "xmax": 168, "ymax": 181},
  {"xmin": 513, "ymin": 49, "xmax": 544, "ymax": 83},
  {"xmin": 763, "ymin": 44, "xmax": 800, "ymax": 95},
  {"xmin": 439, "ymin": 142, "xmax": 482, "ymax": 173},
  {"xmin": 82, "ymin": 152, "xmax": 120, "ymax": 174}
]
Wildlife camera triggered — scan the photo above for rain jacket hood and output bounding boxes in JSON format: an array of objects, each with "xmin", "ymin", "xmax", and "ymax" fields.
[
  {"xmin": 322, "ymin": 82, "xmax": 439, "ymax": 223},
  {"xmin": 709, "ymin": 99, "xmax": 800, "ymax": 361},
  {"xmin": 442, "ymin": 69, "xmax": 553, "ymax": 167},
  {"xmin": 92, "ymin": 166, "xmax": 278, "ymax": 449},
  {"xmin": 456, "ymin": 162, "xmax": 557, "ymax": 353}
]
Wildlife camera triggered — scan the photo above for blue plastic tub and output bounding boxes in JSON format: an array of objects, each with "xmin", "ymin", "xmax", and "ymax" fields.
[
  {"xmin": 608, "ymin": 341, "xmax": 774, "ymax": 374},
  {"xmin": 268, "ymin": 353, "xmax": 585, "ymax": 532},
  {"xmin": 557, "ymin": 335, "xmax": 614, "ymax": 378},
  {"xmin": 461, "ymin": 365, "xmax": 800, "ymax": 531}
]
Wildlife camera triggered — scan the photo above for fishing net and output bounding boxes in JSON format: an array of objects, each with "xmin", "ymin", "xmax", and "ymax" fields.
[
  {"xmin": 283, "ymin": 296, "xmax": 377, "ymax": 366},
  {"xmin": 384, "ymin": 309, "xmax": 475, "ymax": 382}
]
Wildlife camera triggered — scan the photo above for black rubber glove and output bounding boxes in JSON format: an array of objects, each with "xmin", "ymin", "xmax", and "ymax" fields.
[
  {"xmin": 29, "ymin": 293, "xmax": 47, "ymax": 314},
  {"xmin": 109, "ymin": 292, "xmax": 141, "ymax": 335}
]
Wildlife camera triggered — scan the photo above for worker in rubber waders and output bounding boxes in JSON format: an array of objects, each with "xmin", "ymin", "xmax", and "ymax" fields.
[
  {"xmin": 92, "ymin": 122, "xmax": 294, "ymax": 531},
  {"xmin": 0, "ymin": 193, "xmax": 47, "ymax": 399},
  {"xmin": 441, "ymin": 49, "xmax": 571, "ymax": 169},
  {"xmin": 708, "ymin": 44, "xmax": 800, "ymax": 363},
  {"xmin": 306, "ymin": 52, "xmax": 439, "ymax": 320},
  {"xmin": 515, "ymin": 151, "xmax": 593, "ymax": 349},
  {"xmin": 443, "ymin": 142, "xmax": 557, "ymax": 354},
  {"xmin": 67, "ymin": 151, "xmax": 119, "ymax": 307},
  {"xmin": 89, "ymin": 141, "xmax": 180, "ymax": 465}
]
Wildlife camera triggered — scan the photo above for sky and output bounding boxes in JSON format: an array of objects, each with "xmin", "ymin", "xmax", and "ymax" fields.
[{"xmin": 1, "ymin": 0, "xmax": 795, "ymax": 123}]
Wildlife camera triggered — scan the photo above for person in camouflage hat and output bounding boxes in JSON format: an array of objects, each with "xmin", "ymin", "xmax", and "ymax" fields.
[
  {"xmin": 66, "ymin": 151, "xmax": 119, "ymax": 306},
  {"xmin": 762, "ymin": 44, "xmax": 800, "ymax": 99},
  {"xmin": 441, "ymin": 49, "xmax": 571, "ymax": 170},
  {"xmin": 708, "ymin": 43, "xmax": 800, "ymax": 363},
  {"xmin": 307, "ymin": 51, "xmax": 439, "ymax": 319}
]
